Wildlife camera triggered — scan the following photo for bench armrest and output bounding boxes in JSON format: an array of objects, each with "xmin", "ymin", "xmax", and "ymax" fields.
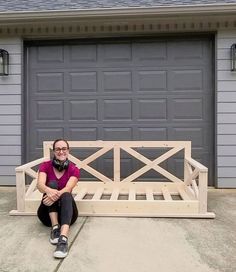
[{"xmin": 185, "ymin": 156, "xmax": 208, "ymax": 172}]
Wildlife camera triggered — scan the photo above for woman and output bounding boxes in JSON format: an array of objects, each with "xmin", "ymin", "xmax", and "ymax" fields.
[{"xmin": 37, "ymin": 139, "xmax": 80, "ymax": 259}]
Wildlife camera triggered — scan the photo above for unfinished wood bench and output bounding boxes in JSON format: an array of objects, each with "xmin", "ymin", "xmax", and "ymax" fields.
[{"xmin": 10, "ymin": 141, "xmax": 215, "ymax": 218}]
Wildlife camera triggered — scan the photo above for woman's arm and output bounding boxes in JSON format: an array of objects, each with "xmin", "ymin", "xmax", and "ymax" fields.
[
  {"xmin": 37, "ymin": 172, "xmax": 60, "ymax": 203},
  {"xmin": 58, "ymin": 176, "xmax": 78, "ymax": 196}
]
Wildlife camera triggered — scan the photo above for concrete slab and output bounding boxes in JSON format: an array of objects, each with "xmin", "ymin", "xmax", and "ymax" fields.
[
  {"xmin": 0, "ymin": 187, "xmax": 86, "ymax": 272},
  {"xmin": 0, "ymin": 187, "xmax": 236, "ymax": 272}
]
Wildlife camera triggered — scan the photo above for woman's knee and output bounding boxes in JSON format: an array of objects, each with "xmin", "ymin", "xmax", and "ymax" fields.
[{"xmin": 60, "ymin": 192, "xmax": 73, "ymax": 202}]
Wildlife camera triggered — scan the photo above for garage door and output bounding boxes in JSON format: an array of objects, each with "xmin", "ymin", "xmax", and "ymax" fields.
[{"xmin": 25, "ymin": 36, "xmax": 215, "ymax": 185}]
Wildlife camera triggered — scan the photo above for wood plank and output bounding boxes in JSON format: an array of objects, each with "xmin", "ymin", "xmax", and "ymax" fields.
[
  {"xmin": 161, "ymin": 186, "xmax": 172, "ymax": 201},
  {"xmin": 83, "ymin": 147, "xmax": 113, "ymax": 165},
  {"xmin": 128, "ymin": 188, "xmax": 136, "ymax": 200},
  {"xmin": 146, "ymin": 188, "xmax": 154, "ymax": 201},
  {"xmin": 25, "ymin": 178, "xmax": 37, "ymax": 198},
  {"xmin": 185, "ymin": 157, "xmax": 208, "ymax": 172},
  {"xmin": 74, "ymin": 188, "xmax": 87, "ymax": 201},
  {"xmin": 92, "ymin": 188, "xmax": 104, "ymax": 200},
  {"xmin": 15, "ymin": 171, "xmax": 25, "ymax": 212},
  {"xmin": 15, "ymin": 157, "xmax": 46, "ymax": 171},
  {"xmin": 198, "ymin": 171, "xmax": 208, "ymax": 213},
  {"xmin": 191, "ymin": 180, "xmax": 199, "ymax": 198},
  {"xmin": 114, "ymin": 146, "xmax": 120, "ymax": 182},
  {"xmin": 177, "ymin": 186, "xmax": 191, "ymax": 200},
  {"xmin": 110, "ymin": 188, "xmax": 120, "ymax": 200},
  {"xmin": 78, "ymin": 199, "xmax": 199, "ymax": 216}
]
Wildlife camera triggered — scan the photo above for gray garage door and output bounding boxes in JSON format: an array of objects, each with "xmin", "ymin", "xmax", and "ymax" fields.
[{"xmin": 25, "ymin": 36, "xmax": 214, "ymax": 185}]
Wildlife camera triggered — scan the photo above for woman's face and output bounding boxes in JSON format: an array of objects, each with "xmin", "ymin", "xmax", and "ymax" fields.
[{"xmin": 53, "ymin": 140, "xmax": 69, "ymax": 161}]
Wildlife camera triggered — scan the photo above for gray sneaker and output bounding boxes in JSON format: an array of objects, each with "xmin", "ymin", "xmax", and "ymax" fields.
[
  {"xmin": 50, "ymin": 224, "xmax": 60, "ymax": 245},
  {"xmin": 53, "ymin": 236, "xmax": 68, "ymax": 259}
]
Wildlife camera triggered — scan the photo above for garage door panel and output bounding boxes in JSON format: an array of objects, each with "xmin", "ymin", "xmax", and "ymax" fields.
[
  {"xmin": 35, "ymin": 100, "xmax": 64, "ymax": 121},
  {"xmin": 70, "ymin": 72, "xmax": 97, "ymax": 92},
  {"xmin": 103, "ymin": 100, "xmax": 132, "ymax": 121},
  {"xmin": 172, "ymin": 98, "xmax": 204, "ymax": 120},
  {"xmin": 69, "ymin": 100, "xmax": 98, "ymax": 121},
  {"xmin": 171, "ymin": 69, "xmax": 203, "ymax": 91},
  {"xmin": 103, "ymin": 71, "xmax": 132, "ymax": 92},
  {"xmin": 69, "ymin": 44, "xmax": 97, "ymax": 63},
  {"xmin": 26, "ymin": 36, "xmax": 214, "ymax": 184},
  {"xmin": 68, "ymin": 127, "xmax": 98, "ymax": 140},
  {"xmin": 137, "ymin": 99, "xmax": 167, "ymax": 120},
  {"xmin": 171, "ymin": 40, "xmax": 204, "ymax": 61},
  {"xmin": 103, "ymin": 127, "xmax": 133, "ymax": 140},
  {"xmin": 100, "ymin": 43, "xmax": 132, "ymax": 63},
  {"xmin": 133, "ymin": 42, "xmax": 167, "ymax": 62},
  {"xmin": 137, "ymin": 127, "xmax": 167, "ymax": 140},
  {"xmin": 36, "ymin": 72, "xmax": 64, "ymax": 93},
  {"xmin": 137, "ymin": 70, "xmax": 167, "ymax": 92},
  {"xmin": 171, "ymin": 127, "xmax": 204, "ymax": 148}
]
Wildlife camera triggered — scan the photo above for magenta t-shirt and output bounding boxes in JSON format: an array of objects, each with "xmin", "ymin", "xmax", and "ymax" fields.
[{"xmin": 39, "ymin": 160, "xmax": 80, "ymax": 190}]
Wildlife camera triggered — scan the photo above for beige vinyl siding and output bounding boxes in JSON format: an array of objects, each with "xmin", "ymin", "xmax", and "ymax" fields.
[
  {"xmin": 0, "ymin": 37, "xmax": 22, "ymax": 185},
  {"xmin": 217, "ymin": 30, "xmax": 236, "ymax": 188}
]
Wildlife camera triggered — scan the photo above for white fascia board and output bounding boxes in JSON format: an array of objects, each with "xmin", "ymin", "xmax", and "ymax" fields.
[{"xmin": 0, "ymin": 3, "xmax": 236, "ymax": 23}]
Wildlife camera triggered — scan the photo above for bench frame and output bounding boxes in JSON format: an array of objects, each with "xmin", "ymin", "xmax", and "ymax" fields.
[{"xmin": 10, "ymin": 141, "xmax": 215, "ymax": 218}]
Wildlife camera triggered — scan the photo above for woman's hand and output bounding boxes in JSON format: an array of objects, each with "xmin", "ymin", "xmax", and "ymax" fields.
[
  {"xmin": 45, "ymin": 187, "xmax": 60, "ymax": 202},
  {"xmin": 42, "ymin": 195, "xmax": 55, "ymax": 206}
]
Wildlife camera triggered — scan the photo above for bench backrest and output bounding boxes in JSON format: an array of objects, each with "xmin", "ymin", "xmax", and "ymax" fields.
[{"xmin": 43, "ymin": 141, "xmax": 191, "ymax": 183}]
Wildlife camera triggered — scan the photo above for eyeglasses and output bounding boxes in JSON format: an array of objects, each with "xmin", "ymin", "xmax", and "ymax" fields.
[{"xmin": 54, "ymin": 147, "xmax": 68, "ymax": 153}]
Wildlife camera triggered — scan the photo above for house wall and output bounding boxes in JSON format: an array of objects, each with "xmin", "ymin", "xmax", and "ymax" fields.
[
  {"xmin": 0, "ymin": 37, "xmax": 22, "ymax": 185},
  {"xmin": 0, "ymin": 30, "xmax": 236, "ymax": 187},
  {"xmin": 217, "ymin": 29, "xmax": 236, "ymax": 188}
]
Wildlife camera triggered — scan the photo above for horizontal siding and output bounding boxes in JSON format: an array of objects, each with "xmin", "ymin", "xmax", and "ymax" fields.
[
  {"xmin": 0, "ymin": 145, "xmax": 21, "ymax": 155},
  {"xmin": 218, "ymin": 124, "xmax": 236, "ymax": 134},
  {"xmin": 217, "ymin": 30, "xmax": 236, "ymax": 188},
  {"xmin": 0, "ymin": 37, "xmax": 22, "ymax": 185},
  {"xmin": 0, "ymin": 176, "xmax": 16, "ymax": 185},
  {"xmin": 217, "ymin": 145, "xmax": 236, "ymax": 156},
  {"xmin": 218, "ymin": 178, "xmax": 236, "ymax": 188}
]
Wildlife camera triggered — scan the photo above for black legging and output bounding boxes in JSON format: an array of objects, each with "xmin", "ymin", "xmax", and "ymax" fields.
[{"xmin": 37, "ymin": 192, "xmax": 78, "ymax": 227}]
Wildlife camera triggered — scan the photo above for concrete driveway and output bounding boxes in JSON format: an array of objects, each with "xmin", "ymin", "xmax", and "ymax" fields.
[{"xmin": 0, "ymin": 187, "xmax": 235, "ymax": 272}]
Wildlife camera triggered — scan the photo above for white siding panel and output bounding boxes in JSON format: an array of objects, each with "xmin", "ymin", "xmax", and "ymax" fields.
[
  {"xmin": 0, "ymin": 37, "xmax": 22, "ymax": 185},
  {"xmin": 0, "ymin": 75, "xmax": 21, "ymax": 84},
  {"xmin": 0, "ymin": 125, "xmax": 21, "ymax": 135},
  {"xmin": 0, "ymin": 115, "xmax": 21, "ymax": 125},
  {"xmin": 9, "ymin": 65, "xmax": 21, "ymax": 75},
  {"xmin": 0, "ymin": 95, "xmax": 21, "ymax": 104},
  {"xmin": 218, "ymin": 157, "xmax": 236, "ymax": 167},
  {"xmin": 217, "ymin": 49, "xmax": 230, "ymax": 60},
  {"xmin": 0, "ymin": 135, "xmax": 21, "ymax": 144},
  {"xmin": 217, "ymin": 60, "xmax": 231, "ymax": 70},
  {"xmin": 218, "ymin": 124, "xmax": 236, "ymax": 134},
  {"xmin": 0, "ymin": 166, "xmax": 16, "ymax": 175},
  {"xmin": 217, "ymin": 103, "xmax": 236, "ymax": 113},
  {"xmin": 0, "ymin": 145, "xmax": 21, "ymax": 155},
  {"xmin": 217, "ymin": 38, "xmax": 236, "ymax": 48},
  {"xmin": 217, "ymin": 145, "xmax": 236, "ymax": 156},
  {"xmin": 217, "ymin": 30, "xmax": 236, "ymax": 188},
  {"xmin": 9, "ymin": 54, "xmax": 21, "ymax": 65},
  {"xmin": 218, "ymin": 114, "xmax": 236, "ymax": 124},
  {"xmin": 0, "ymin": 156, "xmax": 21, "ymax": 165},
  {"xmin": 218, "ymin": 135, "xmax": 236, "ymax": 145},
  {"xmin": 218, "ymin": 178, "xmax": 236, "ymax": 188},
  {"xmin": 218, "ymin": 92, "xmax": 236, "ymax": 102},
  {"xmin": 0, "ymin": 85, "xmax": 21, "ymax": 94},
  {"xmin": 0, "ymin": 105, "xmax": 21, "ymax": 114},
  {"xmin": 218, "ymin": 71, "xmax": 236, "ymax": 80},
  {"xmin": 0, "ymin": 176, "xmax": 16, "ymax": 185},
  {"xmin": 218, "ymin": 81, "xmax": 236, "ymax": 91},
  {"xmin": 218, "ymin": 167, "xmax": 236, "ymax": 178}
]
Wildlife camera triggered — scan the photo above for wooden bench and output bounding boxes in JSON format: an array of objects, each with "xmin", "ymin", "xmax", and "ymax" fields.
[{"xmin": 10, "ymin": 141, "xmax": 215, "ymax": 218}]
